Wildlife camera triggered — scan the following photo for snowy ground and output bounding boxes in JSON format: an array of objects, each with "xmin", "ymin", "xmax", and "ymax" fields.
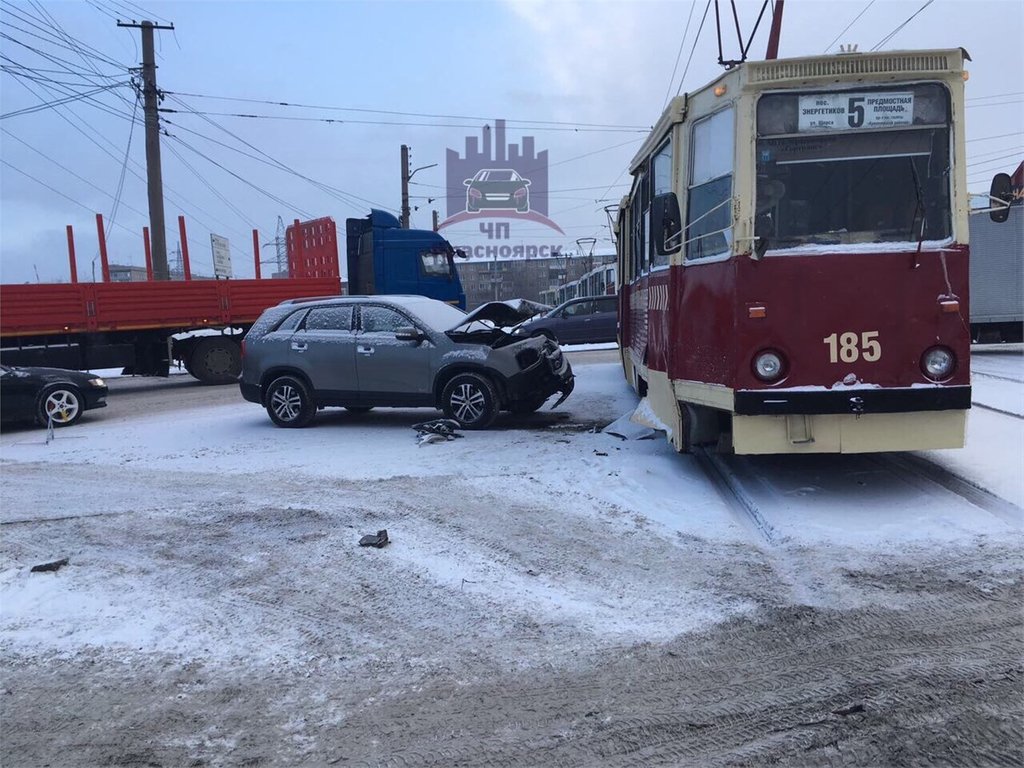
[{"xmin": 1, "ymin": 349, "xmax": 1022, "ymax": 766}]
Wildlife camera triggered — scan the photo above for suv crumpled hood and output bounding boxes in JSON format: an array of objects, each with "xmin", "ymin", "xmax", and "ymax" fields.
[{"xmin": 447, "ymin": 300, "xmax": 547, "ymax": 331}]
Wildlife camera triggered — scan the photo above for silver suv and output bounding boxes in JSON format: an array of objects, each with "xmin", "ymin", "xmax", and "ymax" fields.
[{"xmin": 239, "ymin": 295, "xmax": 574, "ymax": 429}]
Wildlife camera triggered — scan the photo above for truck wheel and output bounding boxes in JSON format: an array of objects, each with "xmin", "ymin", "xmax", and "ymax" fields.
[
  {"xmin": 37, "ymin": 384, "xmax": 83, "ymax": 427},
  {"xmin": 442, "ymin": 373, "xmax": 499, "ymax": 429},
  {"xmin": 190, "ymin": 338, "xmax": 241, "ymax": 385},
  {"xmin": 265, "ymin": 376, "xmax": 316, "ymax": 428}
]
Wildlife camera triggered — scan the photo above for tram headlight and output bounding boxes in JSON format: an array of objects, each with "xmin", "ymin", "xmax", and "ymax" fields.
[
  {"xmin": 921, "ymin": 346, "xmax": 956, "ymax": 381},
  {"xmin": 753, "ymin": 350, "xmax": 785, "ymax": 382}
]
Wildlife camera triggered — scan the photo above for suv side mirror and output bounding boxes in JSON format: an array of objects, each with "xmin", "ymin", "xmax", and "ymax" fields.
[
  {"xmin": 394, "ymin": 327, "xmax": 425, "ymax": 343},
  {"xmin": 990, "ymin": 172, "xmax": 1013, "ymax": 223},
  {"xmin": 651, "ymin": 192, "xmax": 682, "ymax": 256}
]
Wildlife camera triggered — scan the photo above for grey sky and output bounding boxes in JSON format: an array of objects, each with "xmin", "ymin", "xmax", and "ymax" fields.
[{"xmin": 1, "ymin": 0, "xmax": 1021, "ymax": 284}]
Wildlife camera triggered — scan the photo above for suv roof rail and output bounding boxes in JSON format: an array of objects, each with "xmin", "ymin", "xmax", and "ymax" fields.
[{"xmin": 276, "ymin": 295, "xmax": 347, "ymax": 306}]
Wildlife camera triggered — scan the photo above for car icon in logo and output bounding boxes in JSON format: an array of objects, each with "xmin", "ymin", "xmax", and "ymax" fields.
[{"xmin": 463, "ymin": 169, "xmax": 531, "ymax": 213}]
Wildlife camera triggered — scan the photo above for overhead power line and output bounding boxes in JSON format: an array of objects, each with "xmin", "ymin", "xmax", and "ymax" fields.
[
  {"xmin": 164, "ymin": 94, "xmax": 392, "ymax": 213},
  {"xmin": 1, "ymin": 157, "xmax": 140, "ymax": 237},
  {"xmin": 0, "ymin": 81, "xmax": 130, "ymax": 119}
]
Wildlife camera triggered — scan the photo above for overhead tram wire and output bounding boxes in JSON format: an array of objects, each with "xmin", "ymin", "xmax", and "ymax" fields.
[
  {"xmin": 162, "ymin": 91, "xmax": 650, "ymax": 132},
  {"xmin": 676, "ymin": 0, "xmax": 713, "ymax": 97},
  {"xmin": 823, "ymin": 0, "xmax": 876, "ymax": 53},
  {"xmin": 871, "ymin": 0, "xmax": 935, "ymax": 51},
  {"xmin": 663, "ymin": 0, "xmax": 698, "ymax": 107},
  {"xmin": 156, "ymin": 107, "xmax": 648, "ymax": 134}
]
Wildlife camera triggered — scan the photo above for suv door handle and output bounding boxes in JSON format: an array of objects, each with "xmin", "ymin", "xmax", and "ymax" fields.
[
  {"xmin": 291, "ymin": 341, "xmax": 308, "ymax": 351},
  {"xmin": 357, "ymin": 346, "xmax": 375, "ymax": 355}
]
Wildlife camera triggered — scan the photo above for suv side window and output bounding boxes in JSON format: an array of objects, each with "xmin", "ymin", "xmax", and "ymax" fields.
[
  {"xmin": 304, "ymin": 306, "xmax": 353, "ymax": 332},
  {"xmin": 361, "ymin": 306, "xmax": 409, "ymax": 333},
  {"xmin": 275, "ymin": 309, "xmax": 308, "ymax": 333},
  {"xmin": 594, "ymin": 297, "xmax": 617, "ymax": 314}
]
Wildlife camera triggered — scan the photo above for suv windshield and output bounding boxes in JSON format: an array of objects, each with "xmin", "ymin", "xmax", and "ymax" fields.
[{"xmin": 755, "ymin": 83, "xmax": 952, "ymax": 249}]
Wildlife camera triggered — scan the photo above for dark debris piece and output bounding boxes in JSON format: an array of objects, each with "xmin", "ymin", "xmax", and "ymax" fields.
[
  {"xmin": 412, "ymin": 419, "xmax": 463, "ymax": 440},
  {"xmin": 30, "ymin": 557, "xmax": 69, "ymax": 573},
  {"xmin": 359, "ymin": 529, "xmax": 390, "ymax": 548}
]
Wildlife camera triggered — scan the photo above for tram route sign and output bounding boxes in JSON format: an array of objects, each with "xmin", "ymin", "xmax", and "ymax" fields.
[{"xmin": 798, "ymin": 92, "xmax": 915, "ymax": 132}]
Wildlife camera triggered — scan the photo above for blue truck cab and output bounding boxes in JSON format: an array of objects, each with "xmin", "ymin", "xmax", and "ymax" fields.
[{"xmin": 346, "ymin": 210, "xmax": 467, "ymax": 309}]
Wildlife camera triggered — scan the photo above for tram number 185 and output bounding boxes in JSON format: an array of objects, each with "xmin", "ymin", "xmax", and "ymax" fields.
[{"xmin": 823, "ymin": 331, "xmax": 881, "ymax": 363}]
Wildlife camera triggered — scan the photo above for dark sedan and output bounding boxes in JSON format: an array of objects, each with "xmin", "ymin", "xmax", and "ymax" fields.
[
  {"xmin": 517, "ymin": 295, "xmax": 618, "ymax": 345},
  {"xmin": 0, "ymin": 364, "xmax": 108, "ymax": 428}
]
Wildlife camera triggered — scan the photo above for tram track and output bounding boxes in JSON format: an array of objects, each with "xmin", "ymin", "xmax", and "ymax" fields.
[
  {"xmin": 876, "ymin": 452, "xmax": 1023, "ymax": 526},
  {"xmin": 694, "ymin": 445, "xmax": 1022, "ymax": 540},
  {"xmin": 971, "ymin": 400, "xmax": 1024, "ymax": 419},
  {"xmin": 692, "ymin": 446, "xmax": 780, "ymax": 546}
]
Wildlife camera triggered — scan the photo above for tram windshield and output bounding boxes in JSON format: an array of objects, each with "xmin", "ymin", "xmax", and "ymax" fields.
[{"xmin": 755, "ymin": 83, "xmax": 952, "ymax": 250}]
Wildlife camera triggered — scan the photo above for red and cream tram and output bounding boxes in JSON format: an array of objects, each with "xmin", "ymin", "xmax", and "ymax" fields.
[{"xmin": 617, "ymin": 49, "xmax": 975, "ymax": 454}]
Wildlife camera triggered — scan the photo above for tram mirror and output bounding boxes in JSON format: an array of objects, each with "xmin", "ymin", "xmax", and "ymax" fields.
[
  {"xmin": 989, "ymin": 173, "xmax": 1013, "ymax": 223},
  {"xmin": 651, "ymin": 193, "xmax": 682, "ymax": 256}
]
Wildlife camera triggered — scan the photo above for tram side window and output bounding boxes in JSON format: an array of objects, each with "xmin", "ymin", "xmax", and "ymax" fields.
[
  {"xmin": 687, "ymin": 107, "xmax": 735, "ymax": 261},
  {"xmin": 651, "ymin": 140, "xmax": 672, "ymax": 268},
  {"xmin": 631, "ymin": 175, "xmax": 647, "ymax": 278}
]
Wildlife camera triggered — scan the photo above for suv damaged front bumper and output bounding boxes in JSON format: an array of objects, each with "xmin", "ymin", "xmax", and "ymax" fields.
[{"xmin": 506, "ymin": 340, "xmax": 574, "ymax": 407}]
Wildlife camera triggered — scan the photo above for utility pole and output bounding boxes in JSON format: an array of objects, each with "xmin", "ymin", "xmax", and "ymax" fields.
[
  {"xmin": 766, "ymin": 0, "xmax": 784, "ymax": 60},
  {"xmin": 399, "ymin": 145, "xmax": 437, "ymax": 229},
  {"xmin": 118, "ymin": 19, "xmax": 174, "ymax": 280},
  {"xmin": 400, "ymin": 145, "xmax": 410, "ymax": 229},
  {"xmin": 432, "ymin": 210, "xmax": 439, "ymax": 232}
]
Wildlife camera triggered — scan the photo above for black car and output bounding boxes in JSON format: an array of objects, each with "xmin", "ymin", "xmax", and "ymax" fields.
[
  {"xmin": 464, "ymin": 169, "xmax": 531, "ymax": 213},
  {"xmin": 0, "ymin": 364, "xmax": 108, "ymax": 428},
  {"xmin": 517, "ymin": 295, "xmax": 619, "ymax": 345}
]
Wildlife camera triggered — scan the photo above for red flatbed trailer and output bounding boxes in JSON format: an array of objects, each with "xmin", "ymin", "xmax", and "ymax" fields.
[{"xmin": 0, "ymin": 217, "xmax": 342, "ymax": 383}]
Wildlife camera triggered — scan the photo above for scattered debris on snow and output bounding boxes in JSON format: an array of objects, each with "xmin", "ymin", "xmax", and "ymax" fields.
[
  {"xmin": 412, "ymin": 419, "xmax": 463, "ymax": 446},
  {"xmin": 30, "ymin": 557, "xmax": 69, "ymax": 573},
  {"xmin": 358, "ymin": 530, "xmax": 390, "ymax": 548},
  {"xmin": 603, "ymin": 408, "xmax": 658, "ymax": 441}
]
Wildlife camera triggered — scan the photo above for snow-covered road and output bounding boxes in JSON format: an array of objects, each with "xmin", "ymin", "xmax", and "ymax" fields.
[{"xmin": 2, "ymin": 350, "xmax": 1021, "ymax": 766}]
